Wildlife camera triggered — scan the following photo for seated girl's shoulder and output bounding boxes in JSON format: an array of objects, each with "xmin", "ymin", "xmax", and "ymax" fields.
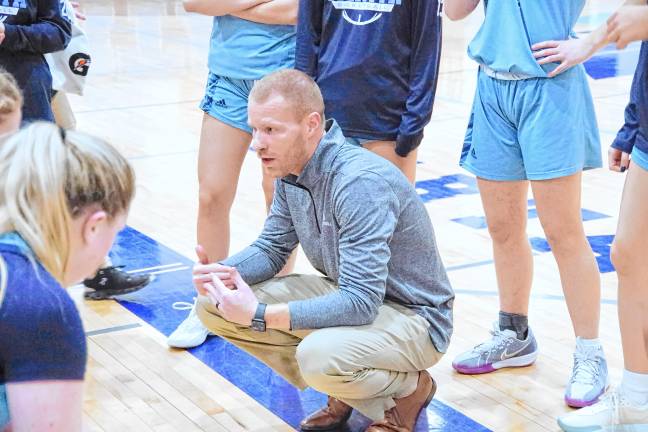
[
  {"xmin": 0, "ymin": 247, "xmax": 80, "ymax": 326},
  {"xmin": 0, "ymin": 247, "xmax": 87, "ymax": 383}
]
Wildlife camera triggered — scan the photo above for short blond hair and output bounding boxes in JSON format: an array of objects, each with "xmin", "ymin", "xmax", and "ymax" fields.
[
  {"xmin": 250, "ymin": 69, "xmax": 325, "ymax": 121},
  {"xmin": 0, "ymin": 70, "xmax": 22, "ymax": 117}
]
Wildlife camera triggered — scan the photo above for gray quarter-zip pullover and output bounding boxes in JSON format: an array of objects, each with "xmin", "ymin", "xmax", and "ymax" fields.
[{"xmin": 223, "ymin": 119, "xmax": 454, "ymax": 352}]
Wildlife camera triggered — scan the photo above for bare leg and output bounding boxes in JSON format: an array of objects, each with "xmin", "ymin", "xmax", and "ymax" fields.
[
  {"xmin": 197, "ymin": 114, "xmax": 251, "ymax": 261},
  {"xmin": 478, "ymin": 178, "xmax": 533, "ymax": 315},
  {"xmin": 531, "ymin": 173, "xmax": 600, "ymax": 339},
  {"xmin": 362, "ymin": 140, "xmax": 418, "ymax": 184},
  {"xmin": 612, "ymin": 164, "xmax": 648, "ymax": 373}
]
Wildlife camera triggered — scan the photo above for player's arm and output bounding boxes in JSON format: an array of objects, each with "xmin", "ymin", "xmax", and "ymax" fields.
[
  {"xmin": 200, "ymin": 174, "xmax": 398, "ymax": 332},
  {"xmin": 231, "ymin": 0, "xmax": 298, "ymax": 25},
  {"xmin": 6, "ymin": 381, "xmax": 84, "ymax": 432},
  {"xmin": 295, "ymin": 0, "xmax": 324, "ymax": 78},
  {"xmin": 444, "ymin": 0, "xmax": 481, "ymax": 21},
  {"xmin": 182, "ymin": 0, "xmax": 270, "ymax": 17},
  {"xmin": 532, "ymin": 0, "xmax": 644, "ymax": 77},
  {"xmin": 607, "ymin": 3, "xmax": 648, "ymax": 49},
  {"xmin": 395, "ymin": 0, "xmax": 442, "ymax": 157},
  {"xmin": 1, "ymin": 0, "xmax": 71, "ymax": 54}
]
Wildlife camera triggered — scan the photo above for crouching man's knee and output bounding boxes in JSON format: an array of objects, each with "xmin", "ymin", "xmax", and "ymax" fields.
[{"xmin": 295, "ymin": 332, "xmax": 349, "ymax": 392}]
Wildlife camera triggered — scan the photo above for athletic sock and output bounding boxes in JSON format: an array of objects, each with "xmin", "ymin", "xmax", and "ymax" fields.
[
  {"xmin": 499, "ymin": 311, "xmax": 528, "ymax": 340},
  {"xmin": 621, "ymin": 369, "xmax": 648, "ymax": 406},
  {"xmin": 575, "ymin": 337, "xmax": 602, "ymax": 352}
]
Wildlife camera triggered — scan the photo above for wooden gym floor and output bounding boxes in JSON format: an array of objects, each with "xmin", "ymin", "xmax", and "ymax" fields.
[{"xmin": 70, "ymin": 1, "xmax": 638, "ymax": 430}]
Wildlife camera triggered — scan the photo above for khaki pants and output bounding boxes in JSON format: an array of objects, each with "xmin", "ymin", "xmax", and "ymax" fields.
[{"xmin": 196, "ymin": 274, "xmax": 442, "ymax": 420}]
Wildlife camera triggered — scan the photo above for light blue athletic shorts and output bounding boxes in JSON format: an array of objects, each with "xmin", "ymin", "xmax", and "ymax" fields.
[
  {"xmin": 460, "ymin": 66, "xmax": 603, "ymax": 181},
  {"xmin": 632, "ymin": 146, "xmax": 648, "ymax": 172},
  {"xmin": 200, "ymin": 72, "xmax": 254, "ymax": 134}
]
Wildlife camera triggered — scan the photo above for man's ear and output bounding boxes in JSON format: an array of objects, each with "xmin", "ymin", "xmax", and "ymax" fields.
[
  {"xmin": 81, "ymin": 210, "xmax": 109, "ymax": 244},
  {"xmin": 306, "ymin": 111, "xmax": 322, "ymax": 135}
]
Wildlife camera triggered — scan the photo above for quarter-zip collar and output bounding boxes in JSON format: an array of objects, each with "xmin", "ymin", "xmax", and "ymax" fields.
[{"xmin": 285, "ymin": 119, "xmax": 345, "ymax": 190}]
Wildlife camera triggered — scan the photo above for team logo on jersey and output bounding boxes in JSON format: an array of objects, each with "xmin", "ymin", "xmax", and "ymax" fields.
[
  {"xmin": 329, "ymin": 0, "xmax": 402, "ymax": 26},
  {"xmin": 0, "ymin": 0, "xmax": 26, "ymax": 18},
  {"xmin": 69, "ymin": 53, "xmax": 91, "ymax": 76},
  {"xmin": 1, "ymin": 0, "xmax": 26, "ymax": 8}
]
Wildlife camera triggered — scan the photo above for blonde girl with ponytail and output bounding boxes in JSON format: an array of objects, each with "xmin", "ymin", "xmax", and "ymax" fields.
[{"xmin": 0, "ymin": 122, "xmax": 135, "ymax": 432}]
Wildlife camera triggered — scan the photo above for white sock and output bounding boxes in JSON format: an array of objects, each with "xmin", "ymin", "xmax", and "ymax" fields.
[
  {"xmin": 621, "ymin": 369, "xmax": 648, "ymax": 406},
  {"xmin": 576, "ymin": 337, "xmax": 602, "ymax": 352}
]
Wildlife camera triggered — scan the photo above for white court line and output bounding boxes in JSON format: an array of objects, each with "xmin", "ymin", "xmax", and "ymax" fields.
[
  {"xmin": 148, "ymin": 266, "xmax": 191, "ymax": 276},
  {"xmin": 127, "ymin": 263, "xmax": 185, "ymax": 274}
]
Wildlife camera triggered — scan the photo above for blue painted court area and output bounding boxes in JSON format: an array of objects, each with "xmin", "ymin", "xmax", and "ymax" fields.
[
  {"xmin": 110, "ymin": 227, "xmax": 491, "ymax": 432},
  {"xmin": 584, "ymin": 41, "xmax": 642, "ymax": 80},
  {"xmin": 417, "ymin": 174, "xmax": 616, "ymax": 274}
]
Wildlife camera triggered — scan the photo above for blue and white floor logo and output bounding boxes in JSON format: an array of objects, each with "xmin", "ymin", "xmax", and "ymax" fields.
[{"xmin": 330, "ymin": 0, "xmax": 402, "ymax": 26}]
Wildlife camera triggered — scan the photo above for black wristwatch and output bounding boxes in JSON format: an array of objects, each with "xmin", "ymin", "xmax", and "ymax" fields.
[{"xmin": 251, "ymin": 303, "xmax": 267, "ymax": 332}]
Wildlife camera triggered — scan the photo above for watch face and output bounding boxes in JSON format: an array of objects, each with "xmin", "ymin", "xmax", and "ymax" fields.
[{"xmin": 251, "ymin": 319, "xmax": 266, "ymax": 332}]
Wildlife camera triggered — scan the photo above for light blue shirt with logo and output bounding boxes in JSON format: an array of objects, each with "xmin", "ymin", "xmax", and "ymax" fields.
[
  {"xmin": 208, "ymin": 15, "xmax": 295, "ymax": 80},
  {"xmin": 468, "ymin": 0, "xmax": 585, "ymax": 77}
]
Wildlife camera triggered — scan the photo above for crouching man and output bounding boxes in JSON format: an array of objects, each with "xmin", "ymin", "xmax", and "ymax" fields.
[{"xmin": 193, "ymin": 69, "xmax": 454, "ymax": 432}]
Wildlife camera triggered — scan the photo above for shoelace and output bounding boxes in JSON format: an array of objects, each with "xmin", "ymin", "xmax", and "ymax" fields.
[
  {"xmin": 598, "ymin": 389, "xmax": 623, "ymax": 425},
  {"xmin": 572, "ymin": 350, "xmax": 601, "ymax": 385},
  {"xmin": 473, "ymin": 329, "xmax": 511, "ymax": 354},
  {"xmin": 172, "ymin": 297, "xmax": 196, "ymax": 311}
]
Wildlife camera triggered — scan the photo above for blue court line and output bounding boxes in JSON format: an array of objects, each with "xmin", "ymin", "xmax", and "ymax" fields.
[{"xmin": 110, "ymin": 227, "xmax": 491, "ymax": 432}]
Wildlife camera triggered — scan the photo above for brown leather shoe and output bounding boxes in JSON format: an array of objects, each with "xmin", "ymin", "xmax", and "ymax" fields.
[
  {"xmin": 364, "ymin": 371, "xmax": 436, "ymax": 432},
  {"xmin": 300, "ymin": 396, "xmax": 353, "ymax": 431}
]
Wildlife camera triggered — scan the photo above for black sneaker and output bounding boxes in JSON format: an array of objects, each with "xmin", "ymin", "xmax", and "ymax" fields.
[{"xmin": 83, "ymin": 265, "xmax": 153, "ymax": 300}]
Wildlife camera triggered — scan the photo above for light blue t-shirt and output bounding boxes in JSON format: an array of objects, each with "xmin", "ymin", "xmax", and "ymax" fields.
[
  {"xmin": 208, "ymin": 16, "xmax": 295, "ymax": 80},
  {"xmin": 468, "ymin": 0, "xmax": 585, "ymax": 77}
]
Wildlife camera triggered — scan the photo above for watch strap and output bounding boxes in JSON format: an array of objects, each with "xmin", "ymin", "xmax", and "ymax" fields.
[{"xmin": 254, "ymin": 303, "xmax": 267, "ymax": 322}]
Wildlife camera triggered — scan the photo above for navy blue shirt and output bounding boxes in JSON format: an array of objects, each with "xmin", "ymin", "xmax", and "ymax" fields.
[
  {"xmin": 0, "ymin": 240, "xmax": 86, "ymax": 387},
  {"xmin": 296, "ymin": 0, "xmax": 442, "ymax": 156},
  {"xmin": 612, "ymin": 41, "xmax": 648, "ymax": 155},
  {"xmin": 0, "ymin": 0, "xmax": 71, "ymax": 121}
]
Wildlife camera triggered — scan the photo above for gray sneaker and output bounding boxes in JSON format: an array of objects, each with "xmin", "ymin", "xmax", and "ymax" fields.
[
  {"xmin": 452, "ymin": 322, "xmax": 538, "ymax": 374},
  {"xmin": 565, "ymin": 339, "xmax": 608, "ymax": 408}
]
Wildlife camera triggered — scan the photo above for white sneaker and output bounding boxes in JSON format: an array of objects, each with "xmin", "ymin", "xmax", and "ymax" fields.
[
  {"xmin": 565, "ymin": 341, "xmax": 609, "ymax": 407},
  {"xmin": 558, "ymin": 388, "xmax": 648, "ymax": 431},
  {"xmin": 167, "ymin": 301, "xmax": 212, "ymax": 349}
]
